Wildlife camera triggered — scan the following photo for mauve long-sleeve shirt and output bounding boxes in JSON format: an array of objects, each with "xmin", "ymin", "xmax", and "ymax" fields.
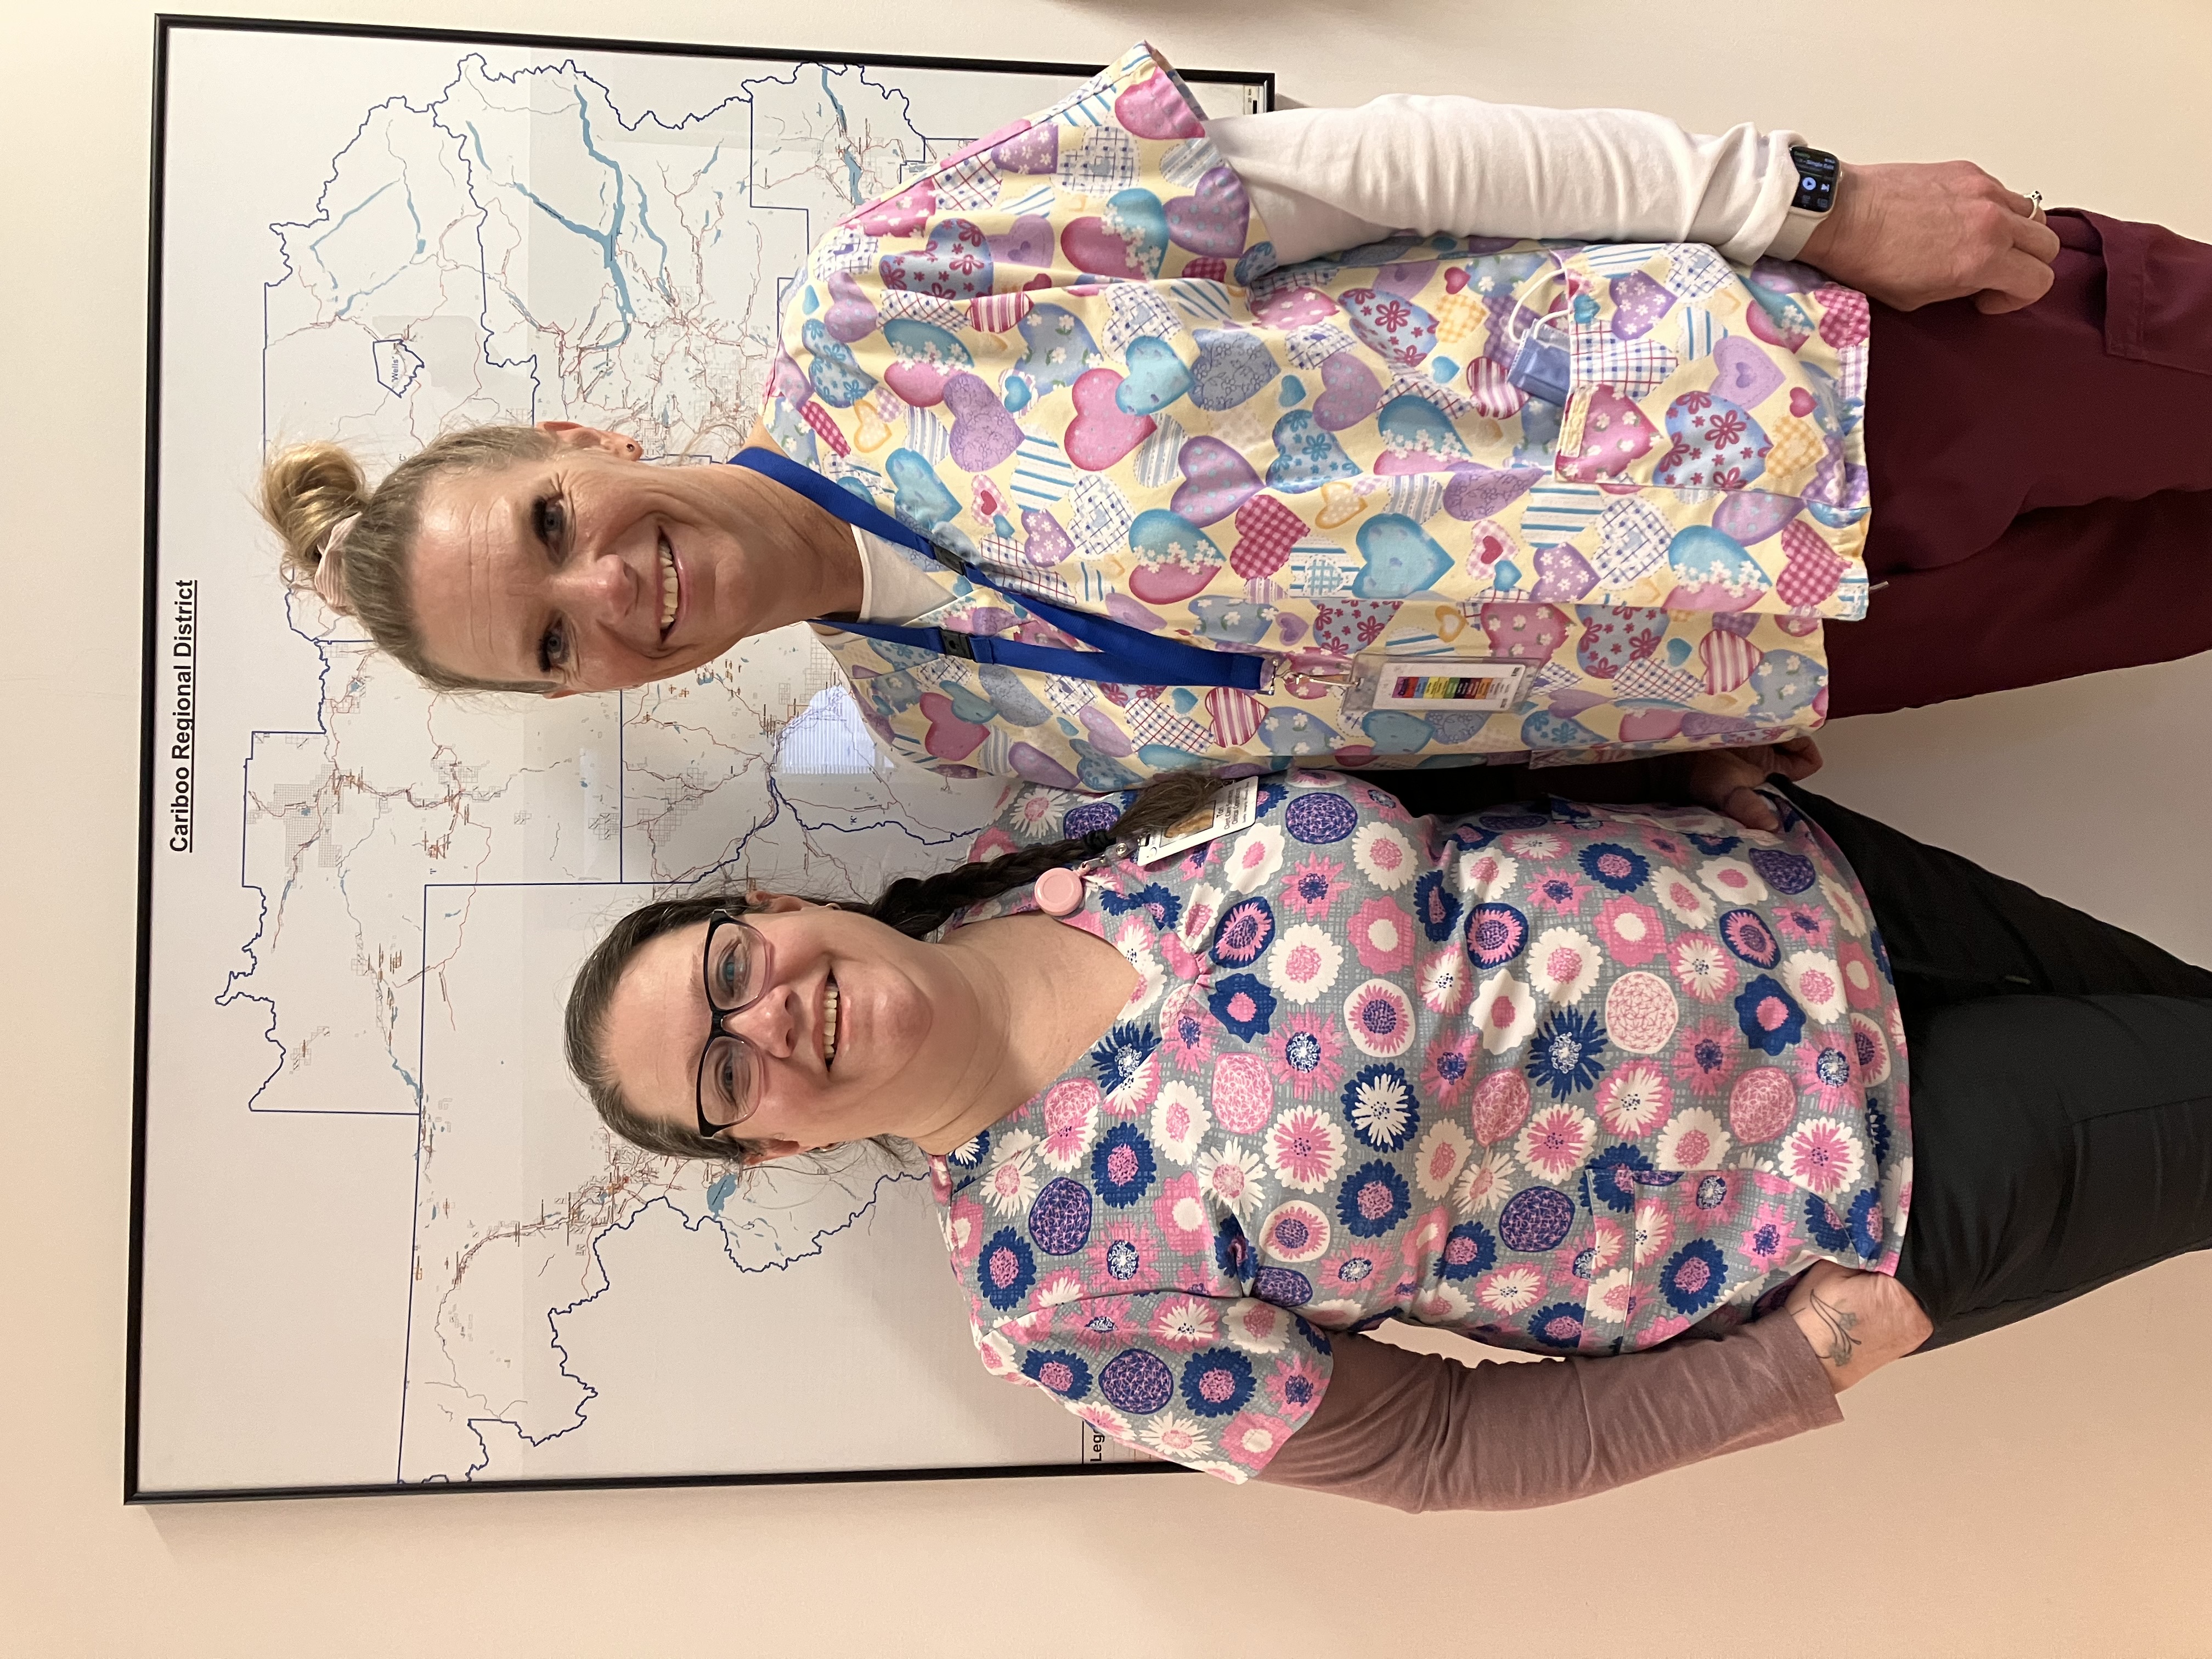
[{"xmin": 1256, "ymin": 1314, "xmax": 1842, "ymax": 1510}]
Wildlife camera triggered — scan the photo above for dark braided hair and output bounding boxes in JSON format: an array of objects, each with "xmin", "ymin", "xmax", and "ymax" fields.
[{"xmin": 564, "ymin": 770, "xmax": 1231, "ymax": 1166}]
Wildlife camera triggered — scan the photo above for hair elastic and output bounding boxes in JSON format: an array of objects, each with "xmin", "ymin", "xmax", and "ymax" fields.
[{"xmin": 312, "ymin": 513, "xmax": 360, "ymax": 614}]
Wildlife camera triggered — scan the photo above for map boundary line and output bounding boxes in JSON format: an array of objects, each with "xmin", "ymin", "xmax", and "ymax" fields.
[{"xmin": 150, "ymin": 12, "xmax": 1274, "ymax": 109}]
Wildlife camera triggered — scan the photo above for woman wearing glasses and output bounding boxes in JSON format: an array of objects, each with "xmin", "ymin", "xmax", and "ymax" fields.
[
  {"xmin": 261, "ymin": 41, "xmax": 2212, "ymax": 786},
  {"xmin": 562, "ymin": 753, "xmax": 2212, "ymax": 1505}
]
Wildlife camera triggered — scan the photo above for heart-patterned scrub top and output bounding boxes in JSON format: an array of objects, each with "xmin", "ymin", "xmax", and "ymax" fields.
[
  {"xmin": 768, "ymin": 40, "xmax": 1875, "ymax": 793},
  {"xmin": 929, "ymin": 771, "xmax": 1911, "ymax": 1480}
]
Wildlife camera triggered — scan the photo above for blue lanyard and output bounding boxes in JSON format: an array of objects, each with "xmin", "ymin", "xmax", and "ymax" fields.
[{"xmin": 729, "ymin": 447, "xmax": 1265, "ymax": 692}]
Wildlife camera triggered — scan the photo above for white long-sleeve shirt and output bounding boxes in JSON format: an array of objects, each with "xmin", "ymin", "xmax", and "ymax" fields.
[
  {"xmin": 1207, "ymin": 94, "xmax": 1813, "ymax": 268},
  {"xmin": 853, "ymin": 95, "xmax": 1815, "ymax": 622}
]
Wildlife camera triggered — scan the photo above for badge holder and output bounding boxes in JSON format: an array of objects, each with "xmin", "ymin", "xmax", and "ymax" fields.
[
  {"xmin": 1504, "ymin": 265, "xmax": 1576, "ymax": 405},
  {"xmin": 1505, "ymin": 317, "xmax": 1573, "ymax": 405},
  {"xmin": 1135, "ymin": 775, "xmax": 1261, "ymax": 865}
]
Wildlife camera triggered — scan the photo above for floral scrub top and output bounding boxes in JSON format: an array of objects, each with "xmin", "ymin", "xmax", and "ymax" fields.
[
  {"xmin": 771, "ymin": 40, "xmax": 1874, "ymax": 789},
  {"xmin": 929, "ymin": 772, "xmax": 1912, "ymax": 1480}
]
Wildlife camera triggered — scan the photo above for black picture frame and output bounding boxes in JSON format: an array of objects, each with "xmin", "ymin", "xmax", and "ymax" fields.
[{"xmin": 129, "ymin": 12, "xmax": 1272, "ymax": 1505}]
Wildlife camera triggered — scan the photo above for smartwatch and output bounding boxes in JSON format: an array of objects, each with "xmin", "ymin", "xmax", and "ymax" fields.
[
  {"xmin": 1787, "ymin": 146, "xmax": 1840, "ymax": 215},
  {"xmin": 1788, "ymin": 146, "xmax": 1841, "ymax": 215},
  {"xmin": 1776, "ymin": 145, "xmax": 1842, "ymax": 259}
]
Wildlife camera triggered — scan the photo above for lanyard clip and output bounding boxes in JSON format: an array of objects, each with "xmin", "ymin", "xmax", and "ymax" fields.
[
  {"xmin": 1269, "ymin": 652, "xmax": 1360, "ymax": 699},
  {"xmin": 1279, "ymin": 668, "xmax": 1358, "ymax": 698}
]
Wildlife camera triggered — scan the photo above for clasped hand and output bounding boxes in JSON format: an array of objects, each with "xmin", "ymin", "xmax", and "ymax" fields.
[
  {"xmin": 1784, "ymin": 1260, "xmax": 1934, "ymax": 1391},
  {"xmin": 1517, "ymin": 737, "xmax": 1822, "ymax": 834},
  {"xmin": 1800, "ymin": 160, "xmax": 2062, "ymax": 314},
  {"xmin": 1682, "ymin": 736, "xmax": 1824, "ymax": 833}
]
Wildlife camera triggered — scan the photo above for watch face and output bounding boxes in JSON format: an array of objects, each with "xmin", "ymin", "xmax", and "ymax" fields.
[{"xmin": 1790, "ymin": 146, "xmax": 1839, "ymax": 214}]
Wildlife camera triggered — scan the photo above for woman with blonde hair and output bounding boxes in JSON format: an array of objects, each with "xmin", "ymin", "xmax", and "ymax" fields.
[{"xmin": 264, "ymin": 43, "xmax": 2212, "ymax": 787}]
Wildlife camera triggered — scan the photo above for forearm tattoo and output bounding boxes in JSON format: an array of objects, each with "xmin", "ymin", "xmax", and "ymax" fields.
[{"xmin": 1808, "ymin": 1289, "xmax": 1861, "ymax": 1369}]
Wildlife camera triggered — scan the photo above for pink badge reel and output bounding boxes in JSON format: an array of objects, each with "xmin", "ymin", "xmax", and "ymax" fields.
[{"xmin": 1034, "ymin": 866, "xmax": 1085, "ymax": 917}]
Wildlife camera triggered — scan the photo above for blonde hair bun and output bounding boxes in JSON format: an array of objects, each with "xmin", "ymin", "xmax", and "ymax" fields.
[{"xmin": 258, "ymin": 442, "xmax": 369, "ymax": 586}]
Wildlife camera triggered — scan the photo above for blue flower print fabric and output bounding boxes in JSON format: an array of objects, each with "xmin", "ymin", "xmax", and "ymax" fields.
[{"xmin": 930, "ymin": 772, "xmax": 1912, "ymax": 1480}]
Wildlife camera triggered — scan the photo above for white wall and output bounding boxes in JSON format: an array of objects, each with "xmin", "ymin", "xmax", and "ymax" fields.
[{"xmin": 5, "ymin": 1, "xmax": 2209, "ymax": 1652}]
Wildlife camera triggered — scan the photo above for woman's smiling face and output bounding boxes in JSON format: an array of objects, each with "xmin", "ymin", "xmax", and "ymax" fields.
[
  {"xmin": 598, "ymin": 897, "xmax": 987, "ymax": 1161},
  {"xmin": 403, "ymin": 425, "xmax": 806, "ymax": 693}
]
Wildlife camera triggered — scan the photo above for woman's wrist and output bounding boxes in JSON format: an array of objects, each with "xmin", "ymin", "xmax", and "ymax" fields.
[
  {"xmin": 1783, "ymin": 1260, "xmax": 1933, "ymax": 1392},
  {"xmin": 1794, "ymin": 161, "xmax": 1855, "ymax": 269},
  {"xmin": 1787, "ymin": 157, "xmax": 2059, "ymax": 312}
]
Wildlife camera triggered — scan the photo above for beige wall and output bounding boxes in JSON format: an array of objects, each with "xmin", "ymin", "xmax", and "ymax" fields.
[{"xmin": 7, "ymin": 1, "xmax": 2210, "ymax": 1652}]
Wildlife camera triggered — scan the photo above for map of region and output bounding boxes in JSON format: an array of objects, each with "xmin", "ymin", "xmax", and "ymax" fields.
[
  {"xmin": 142, "ymin": 36, "xmax": 1251, "ymax": 1490},
  {"xmin": 142, "ymin": 29, "xmax": 1260, "ymax": 1492}
]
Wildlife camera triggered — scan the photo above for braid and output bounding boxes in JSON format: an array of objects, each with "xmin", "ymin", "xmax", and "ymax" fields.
[
  {"xmin": 868, "ymin": 830, "xmax": 1102, "ymax": 939},
  {"xmin": 864, "ymin": 770, "xmax": 1228, "ymax": 940}
]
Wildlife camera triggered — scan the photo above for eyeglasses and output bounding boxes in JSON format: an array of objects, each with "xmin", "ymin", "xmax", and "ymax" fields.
[{"xmin": 695, "ymin": 910, "xmax": 774, "ymax": 1139}]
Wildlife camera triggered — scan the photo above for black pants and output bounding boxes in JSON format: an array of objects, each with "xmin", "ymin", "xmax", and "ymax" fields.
[{"xmin": 1781, "ymin": 786, "xmax": 2212, "ymax": 1349}]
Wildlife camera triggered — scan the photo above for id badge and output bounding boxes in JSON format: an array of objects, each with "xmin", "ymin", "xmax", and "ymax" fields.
[
  {"xmin": 1135, "ymin": 775, "xmax": 1261, "ymax": 865},
  {"xmin": 1366, "ymin": 656, "xmax": 1531, "ymax": 713}
]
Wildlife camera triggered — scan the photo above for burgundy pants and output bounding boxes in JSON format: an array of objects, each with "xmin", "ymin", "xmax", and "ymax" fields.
[{"xmin": 1828, "ymin": 211, "xmax": 2212, "ymax": 717}]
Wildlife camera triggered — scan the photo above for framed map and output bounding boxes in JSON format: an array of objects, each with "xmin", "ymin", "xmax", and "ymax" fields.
[{"xmin": 131, "ymin": 14, "xmax": 1271, "ymax": 1500}]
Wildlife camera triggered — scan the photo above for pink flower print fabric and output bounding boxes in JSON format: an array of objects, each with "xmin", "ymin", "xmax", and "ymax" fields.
[{"xmin": 931, "ymin": 773, "xmax": 1911, "ymax": 1480}]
